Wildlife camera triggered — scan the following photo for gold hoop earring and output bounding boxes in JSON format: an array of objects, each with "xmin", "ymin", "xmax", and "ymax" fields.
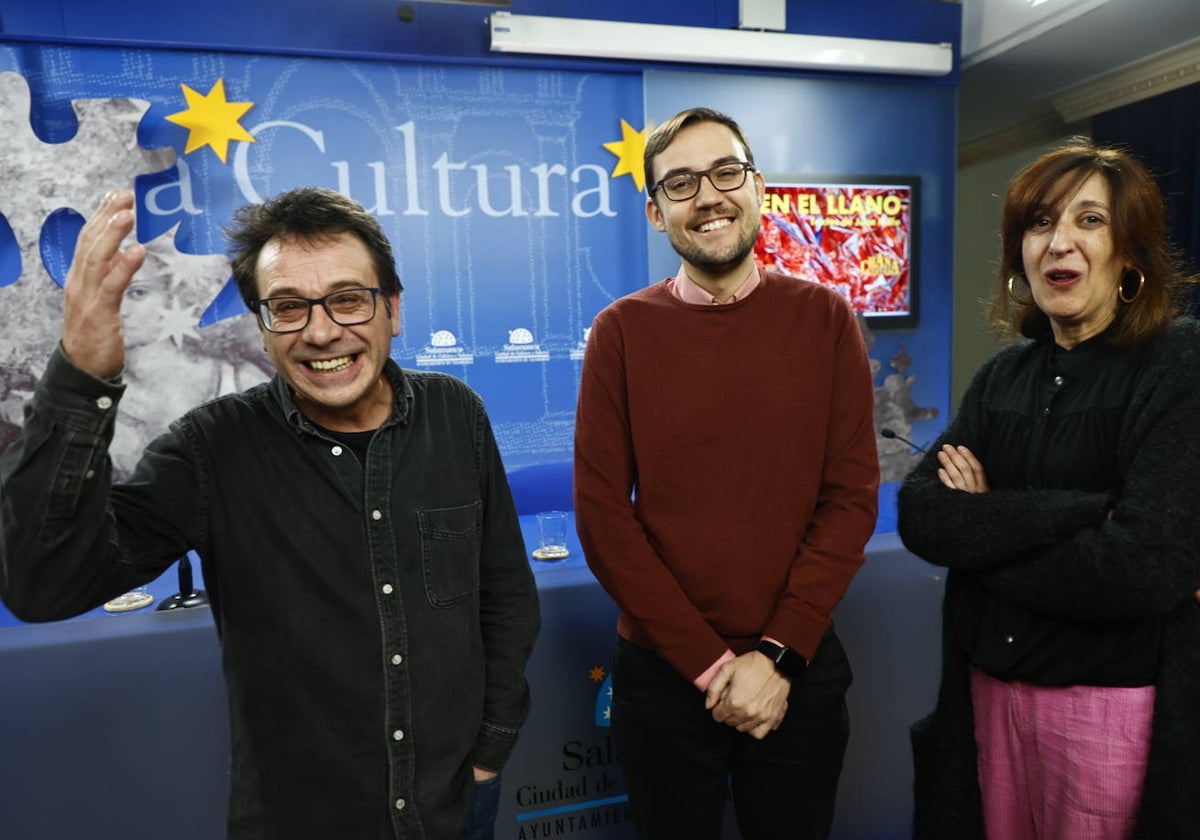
[
  {"xmin": 1007, "ymin": 273, "xmax": 1034, "ymax": 306},
  {"xmin": 1119, "ymin": 269, "xmax": 1145, "ymax": 304}
]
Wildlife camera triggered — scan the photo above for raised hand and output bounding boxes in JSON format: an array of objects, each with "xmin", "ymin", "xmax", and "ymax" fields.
[{"xmin": 61, "ymin": 190, "xmax": 146, "ymax": 380}]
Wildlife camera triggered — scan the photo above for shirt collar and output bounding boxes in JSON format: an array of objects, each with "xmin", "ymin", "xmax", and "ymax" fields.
[{"xmin": 669, "ymin": 264, "xmax": 761, "ymax": 305}]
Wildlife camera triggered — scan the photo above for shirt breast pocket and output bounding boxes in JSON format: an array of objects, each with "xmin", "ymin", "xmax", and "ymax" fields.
[{"xmin": 417, "ymin": 501, "xmax": 483, "ymax": 608}]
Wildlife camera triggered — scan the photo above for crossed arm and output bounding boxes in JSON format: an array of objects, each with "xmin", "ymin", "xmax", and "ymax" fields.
[{"xmin": 934, "ymin": 441, "xmax": 1200, "ymax": 607}]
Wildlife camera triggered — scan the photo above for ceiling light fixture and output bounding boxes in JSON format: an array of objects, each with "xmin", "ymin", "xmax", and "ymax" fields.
[{"xmin": 487, "ymin": 11, "xmax": 954, "ymax": 78}]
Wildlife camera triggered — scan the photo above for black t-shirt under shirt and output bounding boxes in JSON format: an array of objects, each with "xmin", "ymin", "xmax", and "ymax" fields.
[{"xmin": 313, "ymin": 423, "xmax": 375, "ymax": 462}]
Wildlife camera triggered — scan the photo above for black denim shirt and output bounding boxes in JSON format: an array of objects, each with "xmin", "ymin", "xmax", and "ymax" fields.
[{"xmin": 0, "ymin": 348, "xmax": 540, "ymax": 839}]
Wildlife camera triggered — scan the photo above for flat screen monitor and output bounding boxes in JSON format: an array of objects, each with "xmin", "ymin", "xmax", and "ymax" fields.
[{"xmin": 754, "ymin": 175, "xmax": 920, "ymax": 329}]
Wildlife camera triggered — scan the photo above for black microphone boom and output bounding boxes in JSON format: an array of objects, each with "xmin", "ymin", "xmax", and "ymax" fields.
[{"xmin": 880, "ymin": 427, "xmax": 927, "ymax": 454}]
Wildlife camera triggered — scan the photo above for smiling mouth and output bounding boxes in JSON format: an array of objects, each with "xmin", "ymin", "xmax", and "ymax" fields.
[
  {"xmin": 306, "ymin": 355, "xmax": 355, "ymax": 372},
  {"xmin": 696, "ymin": 217, "xmax": 733, "ymax": 233}
]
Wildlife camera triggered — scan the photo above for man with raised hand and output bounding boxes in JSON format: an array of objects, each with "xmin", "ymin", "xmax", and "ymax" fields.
[{"xmin": 0, "ymin": 187, "xmax": 539, "ymax": 840}]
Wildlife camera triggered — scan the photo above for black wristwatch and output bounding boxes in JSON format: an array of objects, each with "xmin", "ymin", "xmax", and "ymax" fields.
[{"xmin": 756, "ymin": 639, "xmax": 808, "ymax": 680}]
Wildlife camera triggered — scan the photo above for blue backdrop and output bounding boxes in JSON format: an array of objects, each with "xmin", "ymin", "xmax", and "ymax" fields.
[
  {"xmin": 0, "ymin": 44, "xmax": 647, "ymax": 471},
  {"xmin": 0, "ymin": 1, "xmax": 961, "ymax": 635}
]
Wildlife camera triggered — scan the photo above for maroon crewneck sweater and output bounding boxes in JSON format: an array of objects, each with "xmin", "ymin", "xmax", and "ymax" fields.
[{"xmin": 574, "ymin": 271, "xmax": 879, "ymax": 682}]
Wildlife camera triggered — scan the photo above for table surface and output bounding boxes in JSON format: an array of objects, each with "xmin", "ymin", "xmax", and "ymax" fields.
[{"xmin": 0, "ymin": 517, "xmax": 915, "ymax": 628}]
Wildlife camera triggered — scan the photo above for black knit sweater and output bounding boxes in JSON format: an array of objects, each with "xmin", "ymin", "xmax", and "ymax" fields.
[{"xmin": 897, "ymin": 317, "xmax": 1200, "ymax": 839}]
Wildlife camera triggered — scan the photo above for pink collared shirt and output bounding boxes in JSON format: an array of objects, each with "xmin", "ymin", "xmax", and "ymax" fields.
[{"xmin": 667, "ymin": 264, "xmax": 761, "ymax": 306}]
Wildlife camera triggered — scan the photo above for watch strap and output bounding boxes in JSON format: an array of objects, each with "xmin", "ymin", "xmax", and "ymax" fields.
[{"xmin": 755, "ymin": 639, "xmax": 808, "ymax": 679}]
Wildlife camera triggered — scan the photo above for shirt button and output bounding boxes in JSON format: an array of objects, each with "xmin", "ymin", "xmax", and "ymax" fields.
[
  {"xmin": 1053, "ymin": 375, "xmax": 1064, "ymax": 386},
  {"xmin": 1006, "ymin": 636, "xmax": 1015, "ymax": 644},
  {"xmin": 85, "ymin": 469, "xmax": 95, "ymax": 480},
  {"xmin": 1042, "ymin": 407, "xmax": 1051, "ymax": 415},
  {"xmin": 395, "ymin": 799, "xmax": 406, "ymax": 811},
  {"xmin": 96, "ymin": 396, "xmax": 113, "ymax": 410},
  {"xmin": 381, "ymin": 583, "xmax": 394, "ymax": 595},
  {"xmin": 391, "ymin": 654, "xmax": 403, "ymax": 665},
  {"xmin": 392, "ymin": 729, "xmax": 404, "ymax": 741},
  {"xmin": 331, "ymin": 445, "xmax": 343, "ymax": 456},
  {"xmin": 372, "ymin": 509, "xmax": 383, "ymax": 521}
]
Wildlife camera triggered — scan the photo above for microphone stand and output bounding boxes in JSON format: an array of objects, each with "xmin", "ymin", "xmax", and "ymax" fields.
[
  {"xmin": 880, "ymin": 427, "xmax": 928, "ymax": 454},
  {"xmin": 156, "ymin": 555, "xmax": 209, "ymax": 611}
]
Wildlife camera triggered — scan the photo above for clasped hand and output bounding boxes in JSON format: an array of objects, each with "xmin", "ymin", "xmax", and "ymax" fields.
[{"xmin": 704, "ymin": 651, "xmax": 790, "ymax": 740}]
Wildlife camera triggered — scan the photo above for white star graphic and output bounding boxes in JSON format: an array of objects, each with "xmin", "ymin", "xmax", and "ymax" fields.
[{"xmin": 154, "ymin": 298, "xmax": 202, "ymax": 347}]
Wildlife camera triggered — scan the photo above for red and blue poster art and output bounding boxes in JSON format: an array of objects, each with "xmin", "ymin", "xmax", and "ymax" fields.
[{"xmin": 755, "ymin": 179, "xmax": 917, "ymax": 327}]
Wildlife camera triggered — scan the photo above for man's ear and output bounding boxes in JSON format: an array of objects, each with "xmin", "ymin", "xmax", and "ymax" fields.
[
  {"xmin": 253, "ymin": 315, "xmax": 269, "ymax": 351},
  {"xmin": 752, "ymin": 170, "xmax": 766, "ymax": 205},
  {"xmin": 646, "ymin": 195, "xmax": 666, "ymax": 232},
  {"xmin": 387, "ymin": 291, "xmax": 401, "ymax": 337}
]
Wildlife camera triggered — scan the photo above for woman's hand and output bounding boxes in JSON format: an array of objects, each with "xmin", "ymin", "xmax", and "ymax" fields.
[{"xmin": 937, "ymin": 444, "xmax": 990, "ymax": 494}]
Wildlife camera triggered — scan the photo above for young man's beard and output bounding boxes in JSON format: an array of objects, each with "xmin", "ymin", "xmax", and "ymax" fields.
[{"xmin": 670, "ymin": 224, "xmax": 759, "ymax": 277}]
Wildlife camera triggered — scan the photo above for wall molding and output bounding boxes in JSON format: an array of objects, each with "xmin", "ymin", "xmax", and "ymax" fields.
[
  {"xmin": 959, "ymin": 36, "xmax": 1200, "ymax": 168},
  {"xmin": 1051, "ymin": 36, "xmax": 1200, "ymax": 123},
  {"xmin": 958, "ymin": 112, "xmax": 1078, "ymax": 168}
]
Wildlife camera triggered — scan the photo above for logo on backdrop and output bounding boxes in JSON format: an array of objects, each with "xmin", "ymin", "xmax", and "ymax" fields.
[
  {"xmin": 415, "ymin": 330, "xmax": 475, "ymax": 366},
  {"xmin": 496, "ymin": 328, "xmax": 550, "ymax": 364},
  {"xmin": 512, "ymin": 663, "xmax": 631, "ymax": 838},
  {"xmin": 151, "ymin": 79, "xmax": 646, "ymax": 225}
]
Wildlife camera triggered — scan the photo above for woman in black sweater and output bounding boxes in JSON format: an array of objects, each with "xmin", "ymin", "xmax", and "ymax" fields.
[{"xmin": 898, "ymin": 138, "xmax": 1200, "ymax": 839}]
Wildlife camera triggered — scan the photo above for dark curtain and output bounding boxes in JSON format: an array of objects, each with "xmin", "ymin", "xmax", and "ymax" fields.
[{"xmin": 1092, "ymin": 82, "xmax": 1200, "ymax": 314}]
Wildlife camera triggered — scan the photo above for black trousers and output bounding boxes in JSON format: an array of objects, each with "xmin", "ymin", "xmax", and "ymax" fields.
[{"xmin": 610, "ymin": 628, "xmax": 852, "ymax": 840}]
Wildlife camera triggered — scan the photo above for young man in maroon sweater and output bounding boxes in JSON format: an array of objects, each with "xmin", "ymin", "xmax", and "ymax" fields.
[{"xmin": 573, "ymin": 107, "xmax": 880, "ymax": 839}]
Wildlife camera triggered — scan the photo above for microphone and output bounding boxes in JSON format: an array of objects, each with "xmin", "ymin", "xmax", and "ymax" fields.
[
  {"xmin": 156, "ymin": 554, "xmax": 210, "ymax": 611},
  {"xmin": 880, "ymin": 427, "xmax": 927, "ymax": 454}
]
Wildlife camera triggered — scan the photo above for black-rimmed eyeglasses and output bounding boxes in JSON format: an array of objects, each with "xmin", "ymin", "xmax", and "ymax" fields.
[
  {"xmin": 650, "ymin": 161, "xmax": 756, "ymax": 202},
  {"xmin": 250, "ymin": 287, "xmax": 384, "ymax": 334}
]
